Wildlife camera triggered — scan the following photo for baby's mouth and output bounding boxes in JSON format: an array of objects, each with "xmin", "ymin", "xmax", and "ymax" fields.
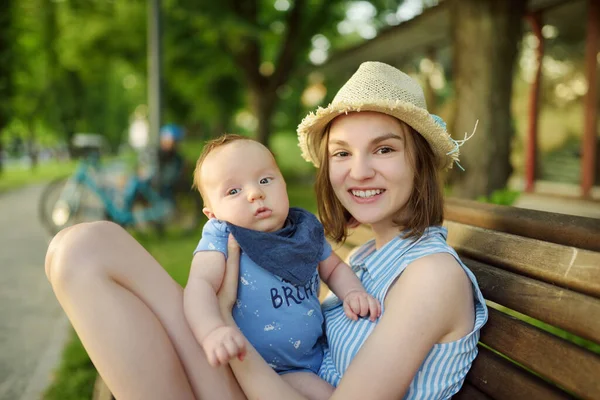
[{"xmin": 255, "ymin": 207, "xmax": 272, "ymax": 218}]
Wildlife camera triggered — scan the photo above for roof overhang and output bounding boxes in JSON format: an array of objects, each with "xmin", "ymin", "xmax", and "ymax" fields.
[{"xmin": 314, "ymin": 0, "xmax": 580, "ymax": 76}]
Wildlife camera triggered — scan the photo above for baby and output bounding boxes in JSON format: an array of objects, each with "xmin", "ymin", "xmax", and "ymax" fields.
[{"xmin": 185, "ymin": 133, "xmax": 380, "ymax": 400}]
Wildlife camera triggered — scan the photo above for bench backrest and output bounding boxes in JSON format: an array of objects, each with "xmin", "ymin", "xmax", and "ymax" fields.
[{"xmin": 333, "ymin": 198, "xmax": 600, "ymax": 400}]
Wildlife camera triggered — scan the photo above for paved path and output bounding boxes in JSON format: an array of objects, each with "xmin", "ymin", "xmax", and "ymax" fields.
[{"xmin": 0, "ymin": 185, "xmax": 69, "ymax": 400}]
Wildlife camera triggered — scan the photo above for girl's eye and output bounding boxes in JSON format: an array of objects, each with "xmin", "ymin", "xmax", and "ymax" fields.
[
  {"xmin": 331, "ymin": 151, "xmax": 350, "ymax": 158},
  {"xmin": 227, "ymin": 188, "xmax": 241, "ymax": 196},
  {"xmin": 259, "ymin": 177, "xmax": 272, "ymax": 185},
  {"xmin": 376, "ymin": 147, "xmax": 394, "ymax": 154}
]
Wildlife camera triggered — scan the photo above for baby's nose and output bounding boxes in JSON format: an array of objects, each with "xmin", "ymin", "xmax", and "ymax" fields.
[{"xmin": 247, "ymin": 187, "xmax": 265, "ymax": 202}]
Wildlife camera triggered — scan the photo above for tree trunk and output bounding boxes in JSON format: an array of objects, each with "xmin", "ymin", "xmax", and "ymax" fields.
[
  {"xmin": 27, "ymin": 120, "xmax": 38, "ymax": 170},
  {"xmin": 449, "ymin": 0, "xmax": 526, "ymax": 199},
  {"xmin": 251, "ymin": 87, "xmax": 277, "ymax": 146}
]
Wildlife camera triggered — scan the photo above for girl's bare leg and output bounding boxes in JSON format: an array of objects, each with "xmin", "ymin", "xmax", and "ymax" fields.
[
  {"xmin": 45, "ymin": 221, "xmax": 246, "ymax": 400},
  {"xmin": 281, "ymin": 372, "xmax": 334, "ymax": 400}
]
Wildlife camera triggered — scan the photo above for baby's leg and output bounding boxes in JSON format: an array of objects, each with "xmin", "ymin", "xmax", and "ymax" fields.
[
  {"xmin": 45, "ymin": 221, "xmax": 245, "ymax": 400},
  {"xmin": 281, "ymin": 371, "xmax": 335, "ymax": 400}
]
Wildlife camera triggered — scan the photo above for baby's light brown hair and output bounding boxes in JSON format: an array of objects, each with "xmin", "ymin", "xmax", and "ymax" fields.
[{"xmin": 192, "ymin": 133, "xmax": 254, "ymax": 203}]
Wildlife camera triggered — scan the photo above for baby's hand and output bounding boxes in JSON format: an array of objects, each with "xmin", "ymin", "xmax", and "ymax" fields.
[
  {"xmin": 201, "ymin": 326, "xmax": 247, "ymax": 367},
  {"xmin": 343, "ymin": 290, "xmax": 381, "ymax": 322}
]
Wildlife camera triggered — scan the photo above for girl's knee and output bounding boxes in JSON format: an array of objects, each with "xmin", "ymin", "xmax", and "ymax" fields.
[{"xmin": 45, "ymin": 221, "xmax": 124, "ymax": 286}]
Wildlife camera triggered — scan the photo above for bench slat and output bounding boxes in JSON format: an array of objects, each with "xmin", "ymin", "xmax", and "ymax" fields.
[
  {"xmin": 481, "ymin": 308, "xmax": 600, "ymax": 399},
  {"xmin": 454, "ymin": 383, "xmax": 494, "ymax": 400},
  {"xmin": 445, "ymin": 198, "xmax": 600, "ymax": 252},
  {"xmin": 464, "ymin": 257, "xmax": 600, "ymax": 344},
  {"xmin": 467, "ymin": 347, "xmax": 572, "ymax": 400},
  {"xmin": 446, "ymin": 221, "xmax": 600, "ymax": 299}
]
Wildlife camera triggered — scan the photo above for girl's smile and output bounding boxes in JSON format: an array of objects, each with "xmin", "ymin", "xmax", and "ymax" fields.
[{"xmin": 348, "ymin": 188, "xmax": 386, "ymax": 203}]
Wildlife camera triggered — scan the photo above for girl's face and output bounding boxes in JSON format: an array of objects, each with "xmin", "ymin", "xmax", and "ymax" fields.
[{"xmin": 327, "ymin": 112, "xmax": 415, "ymax": 239}]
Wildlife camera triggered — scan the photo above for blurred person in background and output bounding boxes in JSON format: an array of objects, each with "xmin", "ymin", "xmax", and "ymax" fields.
[{"xmin": 122, "ymin": 123, "xmax": 185, "ymax": 222}]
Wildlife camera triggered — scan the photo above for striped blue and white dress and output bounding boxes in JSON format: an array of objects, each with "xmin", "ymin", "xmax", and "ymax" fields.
[{"xmin": 318, "ymin": 226, "xmax": 488, "ymax": 399}]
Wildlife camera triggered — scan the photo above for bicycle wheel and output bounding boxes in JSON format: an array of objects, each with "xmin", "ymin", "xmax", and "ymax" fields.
[{"xmin": 38, "ymin": 177, "xmax": 107, "ymax": 235}]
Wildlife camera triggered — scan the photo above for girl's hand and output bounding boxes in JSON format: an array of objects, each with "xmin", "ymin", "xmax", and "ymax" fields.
[
  {"xmin": 217, "ymin": 234, "xmax": 240, "ymax": 323},
  {"xmin": 343, "ymin": 290, "xmax": 381, "ymax": 322}
]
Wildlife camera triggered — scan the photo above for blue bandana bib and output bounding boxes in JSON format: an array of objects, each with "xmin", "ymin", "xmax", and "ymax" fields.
[{"xmin": 226, "ymin": 207, "xmax": 324, "ymax": 286}]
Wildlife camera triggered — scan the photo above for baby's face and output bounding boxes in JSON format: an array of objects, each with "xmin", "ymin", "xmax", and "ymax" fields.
[{"xmin": 201, "ymin": 140, "xmax": 290, "ymax": 232}]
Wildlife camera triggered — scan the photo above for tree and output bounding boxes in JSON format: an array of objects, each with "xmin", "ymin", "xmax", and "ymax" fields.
[
  {"xmin": 192, "ymin": 0, "xmax": 350, "ymax": 145},
  {"xmin": 449, "ymin": 0, "xmax": 526, "ymax": 198},
  {"xmin": 0, "ymin": 0, "xmax": 15, "ymax": 174}
]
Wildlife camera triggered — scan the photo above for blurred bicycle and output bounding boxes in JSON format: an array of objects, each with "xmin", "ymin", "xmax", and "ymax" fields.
[{"xmin": 39, "ymin": 133, "xmax": 203, "ymax": 236}]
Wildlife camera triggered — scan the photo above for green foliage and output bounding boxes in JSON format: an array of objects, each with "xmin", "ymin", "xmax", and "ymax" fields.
[
  {"xmin": 3, "ymin": 0, "xmax": 408, "ymax": 156},
  {"xmin": 270, "ymin": 131, "xmax": 316, "ymax": 182},
  {"xmin": 5, "ymin": 0, "xmax": 147, "ymax": 150},
  {"xmin": 477, "ymin": 189, "xmax": 520, "ymax": 206},
  {"xmin": 0, "ymin": 0, "xmax": 15, "ymax": 130}
]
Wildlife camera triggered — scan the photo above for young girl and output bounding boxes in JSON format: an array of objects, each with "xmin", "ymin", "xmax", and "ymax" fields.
[
  {"xmin": 44, "ymin": 61, "xmax": 487, "ymax": 399},
  {"xmin": 216, "ymin": 61, "xmax": 488, "ymax": 399}
]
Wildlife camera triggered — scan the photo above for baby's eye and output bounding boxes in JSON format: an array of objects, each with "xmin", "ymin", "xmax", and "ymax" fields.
[
  {"xmin": 259, "ymin": 177, "xmax": 273, "ymax": 185},
  {"xmin": 227, "ymin": 188, "xmax": 241, "ymax": 196},
  {"xmin": 376, "ymin": 147, "xmax": 394, "ymax": 155}
]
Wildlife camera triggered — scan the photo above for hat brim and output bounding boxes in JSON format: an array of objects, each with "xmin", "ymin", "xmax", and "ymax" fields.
[{"xmin": 297, "ymin": 99, "xmax": 457, "ymax": 170}]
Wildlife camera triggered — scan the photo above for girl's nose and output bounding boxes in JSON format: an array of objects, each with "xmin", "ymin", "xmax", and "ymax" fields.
[{"xmin": 349, "ymin": 155, "xmax": 375, "ymax": 181}]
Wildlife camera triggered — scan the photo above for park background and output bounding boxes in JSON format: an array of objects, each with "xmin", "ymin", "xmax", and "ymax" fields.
[{"xmin": 0, "ymin": 0, "xmax": 598, "ymax": 399}]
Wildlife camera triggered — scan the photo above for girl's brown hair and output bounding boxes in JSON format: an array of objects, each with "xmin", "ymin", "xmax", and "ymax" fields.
[{"xmin": 316, "ymin": 120, "xmax": 444, "ymax": 243}]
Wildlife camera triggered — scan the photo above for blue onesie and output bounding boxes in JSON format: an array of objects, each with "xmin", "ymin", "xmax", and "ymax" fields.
[{"xmin": 194, "ymin": 208, "xmax": 332, "ymax": 375}]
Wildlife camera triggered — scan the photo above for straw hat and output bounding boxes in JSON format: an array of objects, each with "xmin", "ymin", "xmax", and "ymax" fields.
[{"xmin": 297, "ymin": 61, "xmax": 458, "ymax": 170}]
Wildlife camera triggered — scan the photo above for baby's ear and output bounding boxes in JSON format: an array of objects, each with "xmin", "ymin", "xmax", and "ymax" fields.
[{"xmin": 202, "ymin": 207, "xmax": 216, "ymax": 219}]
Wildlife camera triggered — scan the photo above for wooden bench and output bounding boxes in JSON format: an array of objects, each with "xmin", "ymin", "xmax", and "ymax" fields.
[
  {"xmin": 94, "ymin": 198, "xmax": 600, "ymax": 400},
  {"xmin": 333, "ymin": 198, "xmax": 600, "ymax": 400}
]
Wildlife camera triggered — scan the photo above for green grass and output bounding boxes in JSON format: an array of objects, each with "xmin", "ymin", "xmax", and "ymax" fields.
[
  {"xmin": 0, "ymin": 160, "xmax": 77, "ymax": 193},
  {"xmin": 476, "ymin": 188, "xmax": 521, "ymax": 206},
  {"xmin": 43, "ymin": 334, "xmax": 97, "ymax": 400},
  {"xmin": 43, "ymin": 180, "xmax": 316, "ymax": 400}
]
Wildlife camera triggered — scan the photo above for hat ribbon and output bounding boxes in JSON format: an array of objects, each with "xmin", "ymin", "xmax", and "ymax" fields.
[{"xmin": 445, "ymin": 119, "xmax": 478, "ymax": 171}]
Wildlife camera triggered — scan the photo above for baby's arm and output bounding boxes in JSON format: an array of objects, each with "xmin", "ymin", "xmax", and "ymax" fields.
[
  {"xmin": 319, "ymin": 252, "xmax": 381, "ymax": 321},
  {"xmin": 184, "ymin": 251, "xmax": 246, "ymax": 366}
]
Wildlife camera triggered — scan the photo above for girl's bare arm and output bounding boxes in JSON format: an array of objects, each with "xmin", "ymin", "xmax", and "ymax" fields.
[{"xmin": 331, "ymin": 253, "xmax": 474, "ymax": 399}]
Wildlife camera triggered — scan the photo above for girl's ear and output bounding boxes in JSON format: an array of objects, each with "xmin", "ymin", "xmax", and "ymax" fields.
[{"xmin": 203, "ymin": 207, "xmax": 216, "ymax": 219}]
